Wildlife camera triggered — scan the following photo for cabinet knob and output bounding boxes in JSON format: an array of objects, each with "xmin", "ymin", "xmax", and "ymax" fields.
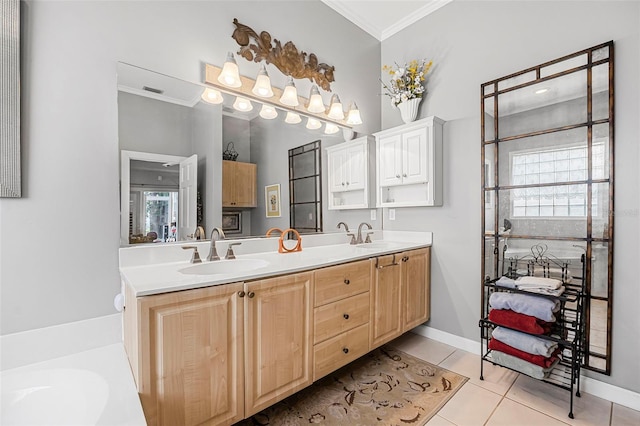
[
  {"xmin": 402, "ymin": 256, "xmax": 409, "ymax": 262},
  {"xmin": 344, "ymin": 279, "xmax": 350, "ymax": 285},
  {"xmin": 346, "ymin": 182, "xmax": 349, "ymax": 185},
  {"xmin": 396, "ymin": 174, "xmax": 401, "ymax": 179},
  {"xmin": 342, "ymin": 182, "xmax": 345, "ymax": 186},
  {"xmin": 342, "ymin": 347, "xmax": 349, "ymax": 354},
  {"xmin": 238, "ymin": 291, "xmax": 246, "ymax": 298},
  {"xmin": 247, "ymin": 291, "xmax": 255, "ymax": 298},
  {"xmin": 343, "ymin": 313, "xmax": 350, "ymax": 320},
  {"xmin": 403, "ymin": 173, "xmax": 407, "ymax": 177}
]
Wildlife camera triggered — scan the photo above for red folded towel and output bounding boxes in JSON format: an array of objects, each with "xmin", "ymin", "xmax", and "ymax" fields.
[
  {"xmin": 489, "ymin": 309, "xmax": 553, "ymax": 335},
  {"xmin": 489, "ymin": 338, "xmax": 560, "ymax": 368}
]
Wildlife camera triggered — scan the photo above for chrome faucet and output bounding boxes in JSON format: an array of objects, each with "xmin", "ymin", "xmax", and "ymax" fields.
[
  {"xmin": 337, "ymin": 222, "xmax": 357, "ymax": 245},
  {"xmin": 356, "ymin": 222, "xmax": 373, "ymax": 244},
  {"xmin": 207, "ymin": 227, "xmax": 225, "ymax": 261}
]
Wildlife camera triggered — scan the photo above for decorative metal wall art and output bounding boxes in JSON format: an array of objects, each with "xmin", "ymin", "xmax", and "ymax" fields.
[{"xmin": 231, "ymin": 18, "xmax": 335, "ymax": 91}]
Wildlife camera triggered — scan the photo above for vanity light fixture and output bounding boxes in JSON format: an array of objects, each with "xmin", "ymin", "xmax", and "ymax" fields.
[
  {"xmin": 252, "ymin": 64, "xmax": 274, "ymax": 98},
  {"xmin": 259, "ymin": 104, "xmax": 278, "ymax": 119},
  {"xmin": 327, "ymin": 94, "xmax": 345, "ymax": 120},
  {"xmin": 279, "ymin": 77, "xmax": 299, "ymax": 106},
  {"xmin": 201, "ymin": 87, "xmax": 224, "ymax": 104},
  {"xmin": 218, "ymin": 52, "xmax": 242, "ymax": 88},
  {"xmin": 346, "ymin": 102, "xmax": 363, "ymax": 125},
  {"xmin": 306, "ymin": 117, "xmax": 322, "ymax": 130},
  {"xmin": 233, "ymin": 96, "xmax": 253, "ymax": 112},
  {"xmin": 307, "ymin": 85, "xmax": 325, "ymax": 113},
  {"xmin": 324, "ymin": 122, "xmax": 339, "ymax": 134},
  {"xmin": 285, "ymin": 112, "xmax": 302, "ymax": 124}
]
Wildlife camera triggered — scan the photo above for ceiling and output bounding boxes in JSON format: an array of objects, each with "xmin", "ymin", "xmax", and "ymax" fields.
[{"xmin": 321, "ymin": 0, "xmax": 452, "ymax": 41}]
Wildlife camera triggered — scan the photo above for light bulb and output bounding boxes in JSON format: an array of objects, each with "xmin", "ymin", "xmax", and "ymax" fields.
[
  {"xmin": 259, "ymin": 104, "xmax": 278, "ymax": 119},
  {"xmin": 327, "ymin": 94, "xmax": 345, "ymax": 120},
  {"xmin": 346, "ymin": 102, "xmax": 363, "ymax": 125},
  {"xmin": 306, "ymin": 117, "xmax": 322, "ymax": 130},
  {"xmin": 324, "ymin": 123, "xmax": 339, "ymax": 134},
  {"xmin": 201, "ymin": 87, "xmax": 223, "ymax": 104},
  {"xmin": 252, "ymin": 64, "xmax": 274, "ymax": 98},
  {"xmin": 307, "ymin": 85, "xmax": 325, "ymax": 113},
  {"xmin": 285, "ymin": 112, "xmax": 301, "ymax": 124},
  {"xmin": 233, "ymin": 96, "xmax": 253, "ymax": 112},
  {"xmin": 218, "ymin": 52, "xmax": 241, "ymax": 88},
  {"xmin": 280, "ymin": 77, "xmax": 299, "ymax": 106}
]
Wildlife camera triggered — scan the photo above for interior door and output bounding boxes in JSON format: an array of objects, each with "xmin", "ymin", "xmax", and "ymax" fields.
[{"xmin": 178, "ymin": 154, "xmax": 198, "ymax": 239}]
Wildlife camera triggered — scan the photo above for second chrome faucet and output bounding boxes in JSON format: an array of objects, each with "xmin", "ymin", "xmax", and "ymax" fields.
[{"xmin": 207, "ymin": 227, "xmax": 241, "ymax": 260}]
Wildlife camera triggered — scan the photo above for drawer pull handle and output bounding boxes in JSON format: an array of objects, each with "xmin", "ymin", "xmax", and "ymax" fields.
[
  {"xmin": 343, "ymin": 314, "xmax": 349, "ymax": 320},
  {"xmin": 402, "ymin": 256, "xmax": 409, "ymax": 262},
  {"xmin": 247, "ymin": 291, "xmax": 255, "ymax": 298},
  {"xmin": 342, "ymin": 347, "xmax": 349, "ymax": 354},
  {"xmin": 344, "ymin": 279, "xmax": 350, "ymax": 285},
  {"xmin": 238, "ymin": 291, "xmax": 246, "ymax": 298}
]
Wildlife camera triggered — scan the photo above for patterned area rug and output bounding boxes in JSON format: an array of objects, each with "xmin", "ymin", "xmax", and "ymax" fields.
[{"xmin": 235, "ymin": 346, "xmax": 468, "ymax": 425}]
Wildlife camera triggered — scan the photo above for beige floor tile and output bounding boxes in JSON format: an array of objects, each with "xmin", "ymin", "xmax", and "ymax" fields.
[
  {"xmin": 388, "ymin": 333, "xmax": 457, "ymax": 365},
  {"xmin": 612, "ymin": 403, "xmax": 640, "ymax": 425},
  {"xmin": 487, "ymin": 398, "xmax": 569, "ymax": 426},
  {"xmin": 437, "ymin": 382, "xmax": 502, "ymax": 426},
  {"xmin": 437, "ymin": 349, "xmax": 519, "ymax": 395},
  {"xmin": 507, "ymin": 374, "xmax": 611, "ymax": 425},
  {"xmin": 425, "ymin": 414, "xmax": 456, "ymax": 426}
]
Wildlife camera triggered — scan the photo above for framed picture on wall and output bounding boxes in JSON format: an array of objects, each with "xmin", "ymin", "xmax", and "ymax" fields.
[
  {"xmin": 222, "ymin": 211, "xmax": 242, "ymax": 234},
  {"xmin": 265, "ymin": 184, "xmax": 281, "ymax": 218}
]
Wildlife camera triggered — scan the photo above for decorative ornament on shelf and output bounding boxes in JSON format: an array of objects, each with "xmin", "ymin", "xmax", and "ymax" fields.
[
  {"xmin": 382, "ymin": 58, "xmax": 433, "ymax": 123},
  {"xmin": 223, "ymin": 142, "xmax": 239, "ymax": 161}
]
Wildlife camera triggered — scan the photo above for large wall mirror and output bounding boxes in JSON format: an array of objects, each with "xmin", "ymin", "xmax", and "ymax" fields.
[
  {"xmin": 481, "ymin": 41, "xmax": 614, "ymax": 373},
  {"xmin": 117, "ymin": 62, "xmax": 347, "ymax": 245}
]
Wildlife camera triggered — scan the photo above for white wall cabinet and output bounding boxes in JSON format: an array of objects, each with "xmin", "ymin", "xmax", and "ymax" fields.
[
  {"xmin": 326, "ymin": 136, "xmax": 373, "ymax": 210},
  {"xmin": 374, "ymin": 116, "xmax": 444, "ymax": 207}
]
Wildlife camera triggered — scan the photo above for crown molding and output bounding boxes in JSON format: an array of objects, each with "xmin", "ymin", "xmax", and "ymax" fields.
[
  {"xmin": 381, "ymin": 0, "xmax": 452, "ymax": 40},
  {"xmin": 321, "ymin": 0, "xmax": 383, "ymax": 40}
]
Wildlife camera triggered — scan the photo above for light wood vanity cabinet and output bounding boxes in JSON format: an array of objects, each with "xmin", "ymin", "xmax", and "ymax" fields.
[
  {"xmin": 222, "ymin": 160, "xmax": 257, "ymax": 207},
  {"xmin": 370, "ymin": 248, "xmax": 431, "ymax": 347},
  {"xmin": 124, "ymin": 248, "xmax": 430, "ymax": 426}
]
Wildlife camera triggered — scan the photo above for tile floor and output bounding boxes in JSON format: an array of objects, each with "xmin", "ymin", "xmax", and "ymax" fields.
[{"xmin": 387, "ymin": 333, "xmax": 640, "ymax": 426}]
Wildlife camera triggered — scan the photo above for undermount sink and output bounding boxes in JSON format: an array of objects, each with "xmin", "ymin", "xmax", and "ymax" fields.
[{"xmin": 179, "ymin": 258, "xmax": 270, "ymax": 276}]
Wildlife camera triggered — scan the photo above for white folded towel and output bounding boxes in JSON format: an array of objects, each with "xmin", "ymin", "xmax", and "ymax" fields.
[{"xmin": 516, "ymin": 276, "xmax": 562, "ymax": 290}]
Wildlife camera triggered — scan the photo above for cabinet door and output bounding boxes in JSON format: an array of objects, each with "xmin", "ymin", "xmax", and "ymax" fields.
[
  {"xmin": 138, "ymin": 283, "xmax": 245, "ymax": 426},
  {"xmin": 378, "ymin": 135, "xmax": 403, "ymax": 187},
  {"xmin": 222, "ymin": 160, "xmax": 235, "ymax": 207},
  {"xmin": 328, "ymin": 148, "xmax": 347, "ymax": 193},
  {"xmin": 346, "ymin": 143, "xmax": 366, "ymax": 190},
  {"xmin": 234, "ymin": 162, "xmax": 257, "ymax": 207},
  {"xmin": 370, "ymin": 255, "xmax": 403, "ymax": 347},
  {"xmin": 244, "ymin": 272, "xmax": 313, "ymax": 417},
  {"xmin": 401, "ymin": 247, "xmax": 431, "ymax": 331},
  {"xmin": 402, "ymin": 127, "xmax": 429, "ymax": 184}
]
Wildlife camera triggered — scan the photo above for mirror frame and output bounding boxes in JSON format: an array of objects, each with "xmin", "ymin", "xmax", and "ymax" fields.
[{"xmin": 480, "ymin": 41, "xmax": 615, "ymax": 374}]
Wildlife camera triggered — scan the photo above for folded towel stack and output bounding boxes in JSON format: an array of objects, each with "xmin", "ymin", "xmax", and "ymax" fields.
[
  {"xmin": 488, "ymin": 290, "xmax": 563, "ymax": 379},
  {"xmin": 515, "ymin": 276, "xmax": 565, "ymax": 296}
]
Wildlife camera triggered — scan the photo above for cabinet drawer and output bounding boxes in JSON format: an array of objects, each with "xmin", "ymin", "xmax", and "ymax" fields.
[
  {"xmin": 314, "ymin": 260, "xmax": 371, "ymax": 307},
  {"xmin": 314, "ymin": 292, "xmax": 370, "ymax": 344},
  {"xmin": 313, "ymin": 323, "xmax": 369, "ymax": 381}
]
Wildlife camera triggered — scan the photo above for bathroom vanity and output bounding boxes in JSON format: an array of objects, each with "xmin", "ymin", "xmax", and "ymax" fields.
[{"xmin": 120, "ymin": 232, "xmax": 431, "ymax": 426}]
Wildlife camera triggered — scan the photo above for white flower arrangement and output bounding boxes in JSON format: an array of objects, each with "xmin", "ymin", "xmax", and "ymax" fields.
[{"xmin": 382, "ymin": 59, "xmax": 433, "ymax": 107}]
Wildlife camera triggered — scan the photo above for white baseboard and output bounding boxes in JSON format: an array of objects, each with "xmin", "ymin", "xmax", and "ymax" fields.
[
  {"xmin": 411, "ymin": 325, "xmax": 640, "ymax": 412},
  {"xmin": 1, "ymin": 313, "xmax": 122, "ymax": 371}
]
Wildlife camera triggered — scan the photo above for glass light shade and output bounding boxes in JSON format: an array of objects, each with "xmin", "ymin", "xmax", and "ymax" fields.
[
  {"xmin": 201, "ymin": 87, "xmax": 223, "ymax": 104},
  {"xmin": 346, "ymin": 102, "xmax": 363, "ymax": 125},
  {"xmin": 252, "ymin": 64, "xmax": 274, "ymax": 98},
  {"xmin": 324, "ymin": 123, "xmax": 339, "ymax": 134},
  {"xmin": 307, "ymin": 85, "xmax": 325, "ymax": 113},
  {"xmin": 285, "ymin": 112, "xmax": 302, "ymax": 124},
  {"xmin": 218, "ymin": 52, "xmax": 241, "ymax": 88},
  {"xmin": 327, "ymin": 94, "xmax": 345, "ymax": 119},
  {"xmin": 306, "ymin": 117, "xmax": 322, "ymax": 130},
  {"xmin": 232, "ymin": 96, "xmax": 253, "ymax": 112},
  {"xmin": 279, "ymin": 77, "xmax": 299, "ymax": 106},
  {"xmin": 259, "ymin": 104, "xmax": 278, "ymax": 119}
]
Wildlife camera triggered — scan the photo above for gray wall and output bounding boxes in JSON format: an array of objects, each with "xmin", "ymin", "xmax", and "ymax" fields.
[
  {"xmin": 0, "ymin": 1, "xmax": 380, "ymax": 335},
  {"xmin": 381, "ymin": 1, "xmax": 639, "ymax": 391}
]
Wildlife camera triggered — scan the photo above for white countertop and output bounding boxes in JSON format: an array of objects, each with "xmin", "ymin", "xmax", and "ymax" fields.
[{"xmin": 120, "ymin": 231, "xmax": 432, "ymax": 297}]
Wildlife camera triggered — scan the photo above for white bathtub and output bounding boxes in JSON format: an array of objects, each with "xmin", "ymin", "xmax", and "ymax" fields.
[{"xmin": 0, "ymin": 344, "xmax": 146, "ymax": 425}]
